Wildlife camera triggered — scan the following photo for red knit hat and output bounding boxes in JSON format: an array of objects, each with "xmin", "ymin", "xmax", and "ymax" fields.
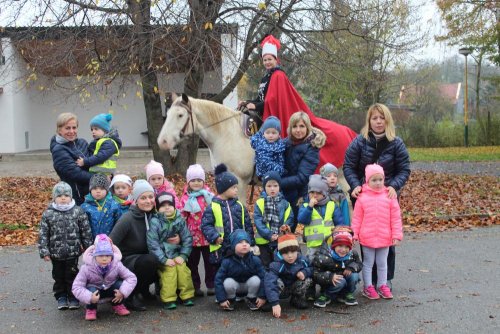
[
  {"xmin": 331, "ymin": 227, "xmax": 353, "ymax": 250},
  {"xmin": 277, "ymin": 233, "xmax": 298, "ymax": 251}
]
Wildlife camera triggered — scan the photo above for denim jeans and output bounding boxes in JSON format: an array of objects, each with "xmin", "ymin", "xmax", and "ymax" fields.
[
  {"xmin": 325, "ymin": 272, "xmax": 360, "ymax": 297},
  {"xmin": 86, "ymin": 280, "xmax": 123, "ymax": 309}
]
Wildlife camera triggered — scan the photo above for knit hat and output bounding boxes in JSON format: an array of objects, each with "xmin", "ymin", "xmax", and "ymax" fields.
[
  {"xmin": 331, "ymin": 226, "xmax": 353, "ymax": 250},
  {"xmin": 320, "ymin": 163, "xmax": 338, "ymax": 178},
  {"xmin": 262, "ymin": 171, "xmax": 281, "ymax": 188},
  {"xmin": 145, "ymin": 160, "xmax": 164, "ymax": 181},
  {"xmin": 110, "ymin": 174, "xmax": 132, "ymax": 190},
  {"xmin": 52, "ymin": 181, "xmax": 72, "ymax": 200},
  {"xmin": 90, "ymin": 113, "xmax": 113, "ymax": 133},
  {"xmin": 307, "ymin": 174, "xmax": 328, "ymax": 196},
  {"xmin": 365, "ymin": 163, "xmax": 385, "ymax": 183},
  {"xmin": 89, "ymin": 173, "xmax": 110, "ymax": 191},
  {"xmin": 261, "ymin": 35, "xmax": 281, "ymax": 58},
  {"xmin": 156, "ymin": 191, "xmax": 176, "ymax": 208},
  {"xmin": 214, "ymin": 164, "xmax": 239, "ymax": 195},
  {"xmin": 186, "ymin": 164, "xmax": 206, "ymax": 183},
  {"xmin": 260, "ymin": 116, "xmax": 281, "ymax": 134},
  {"xmin": 230, "ymin": 229, "xmax": 251, "ymax": 251},
  {"xmin": 131, "ymin": 179, "xmax": 155, "ymax": 201},
  {"xmin": 277, "ymin": 233, "xmax": 299, "ymax": 251},
  {"xmin": 93, "ymin": 234, "xmax": 114, "ymax": 257}
]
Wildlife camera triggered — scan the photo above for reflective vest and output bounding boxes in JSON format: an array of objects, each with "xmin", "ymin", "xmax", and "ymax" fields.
[
  {"xmin": 89, "ymin": 138, "xmax": 119, "ymax": 174},
  {"xmin": 209, "ymin": 200, "xmax": 245, "ymax": 253},
  {"xmin": 254, "ymin": 198, "xmax": 291, "ymax": 245},
  {"xmin": 302, "ymin": 201, "xmax": 335, "ymax": 248}
]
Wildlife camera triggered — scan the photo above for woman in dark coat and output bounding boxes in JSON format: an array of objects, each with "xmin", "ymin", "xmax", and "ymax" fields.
[
  {"xmin": 50, "ymin": 113, "xmax": 92, "ymax": 205},
  {"xmin": 343, "ymin": 103, "xmax": 410, "ymax": 288}
]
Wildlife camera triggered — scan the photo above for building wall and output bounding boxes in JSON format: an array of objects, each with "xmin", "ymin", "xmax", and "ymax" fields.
[{"xmin": 0, "ymin": 38, "xmax": 18, "ymax": 153}]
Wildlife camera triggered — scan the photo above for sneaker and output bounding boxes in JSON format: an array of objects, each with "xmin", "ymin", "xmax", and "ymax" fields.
[
  {"xmin": 57, "ymin": 296, "xmax": 69, "ymax": 310},
  {"xmin": 195, "ymin": 289, "xmax": 204, "ymax": 297},
  {"xmin": 235, "ymin": 296, "xmax": 244, "ymax": 302},
  {"xmin": 221, "ymin": 299, "xmax": 235, "ymax": 311},
  {"xmin": 163, "ymin": 302, "xmax": 177, "ymax": 310},
  {"xmin": 362, "ymin": 285, "xmax": 380, "ymax": 300},
  {"xmin": 183, "ymin": 299, "xmax": 194, "ymax": 307},
  {"xmin": 279, "ymin": 290, "xmax": 290, "ymax": 300},
  {"xmin": 290, "ymin": 297, "xmax": 308, "ymax": 309},
  {"xmin": 246, "ymin": 298, "xmax": 259, "ymax": 311},
  {"xmin": 313, "ymin": 295, "xmax": 331, "ymax": 308},
  {"xmin": 378, "ymin": 285, "xmax": 393, "ymax": 299},
  {"xmin": 112, "ymin": 304, "xmax": 130, "ymax": 316},
  {"xmin": 85, "ymin": 309, "xmax": 97, "ymax": 321},
  {"xmin": 344, "ymin": 293, "xmax": 358, "ymax": 306},
  {"xmin": 206, "ymin": 288, "xmax": 215, "ymax": 296},
  {"xmin": 68, "ymin": 298, "xmax": 80, "ymax": 310}
]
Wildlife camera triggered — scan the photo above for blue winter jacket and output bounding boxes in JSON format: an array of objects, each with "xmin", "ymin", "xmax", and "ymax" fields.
[
  {"xmin": 81, "ymin": 193, "xmax": 122, "ymax": 239},
  {"xmin": 201, "ymin": 197, "xmax": 254, "ymax": 260},
  {"xmin": 214, "ymin": 252, "xmax": 266, "ymax": 303},
  {"xmin": 83, "ymin": 129, "xmax": 123, "ymax": 169},
  {"xmin": 327, "ymin": 186, "xmax": 351, "ymax": 226},
  {"xmin": 50, "ymin": 136, "xmax": 92, "ymax": 205},
  {"xmin": 253, "ymin": 193, "xmax": 295, "ymax": 245},
  {"xmin": 250, "ymin": 131, "xmax": 286, "ymax": 177},
  {"xmin": 265, "ymin": 252, "xmax": 313, "ymax": 306},
  {"xmin": 343, "ymin": 133, "xmax": 411, "ymax": 192}
]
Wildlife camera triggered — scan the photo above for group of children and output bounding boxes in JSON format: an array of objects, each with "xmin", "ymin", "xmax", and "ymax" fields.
[{"xmin": 38, "ymin": 112, "xmax": 403, "ymax": 320}]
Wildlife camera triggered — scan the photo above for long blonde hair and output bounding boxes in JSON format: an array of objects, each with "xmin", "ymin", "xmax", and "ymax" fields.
[
  {"xmin": 56, "ymin": 112, "xmax": 78, "ymax": 132},
  {"xmin": 360, "ymin": 103, "xmax": 396, "ymax": 141},
  {"xmin": 287, "ymin": 111, "xmax": 313, "ymax": 140}
]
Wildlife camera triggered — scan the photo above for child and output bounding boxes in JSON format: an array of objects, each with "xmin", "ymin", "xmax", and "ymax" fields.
[
  {"xmin": 76, "ymin": 113, "xmax": 122, "ymax": 176},
  {"xmin": 351, "ymin": 164, "xmax": 403, "ymax": 300},
  {"xmin": 250, "ymin": 116, "xmax": 286, "ymax": 178},
  {"xmin": 38, "ymin": 181, "xmax": 93, "ymax": 310},
  {"xmin": 264, "ymin": 234, "xmax": 313, "ymax": 318},
  {"xmin": 253, "ymin": 171, "xmax": 294, "ymax": 267},
  {"xmin": 72, "ymin": 234, "xmax": 137, "ymax": 321},
  {"xmin": 145, "ymin": 160, "xmax": 180, "ymax": 207},
  {"xmin": 180, "ymin": 164, "xmax": 216, "ymax": 297},
  {"xmin": 312, "ymin": 226, "xmax": 362, "ymax": 308},
  {"xmin": 214, "ymin": 229, "xmax": 266, "ymax": 311},
  {"xmin": 320, "ymin": 163, "xmax": 350, "ymax": 225},
  {"xmin": 81, "ymin": 173, "xmax": 122, "ymax": 239},
  {"xmin": 201, "ymin": 164, "xmax": 254, "ymax": 266},
  {"xmin": 110, "ymin": 174, "xmax": 133, "ymax": 214},
  {"xmin": 147, "ymin": 192, "xmax": 195, "ymax": 310}
]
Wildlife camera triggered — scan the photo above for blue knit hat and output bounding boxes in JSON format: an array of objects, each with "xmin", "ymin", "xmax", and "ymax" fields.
[
  {"xmin": 260, "ymin": 116, "xmax": 281, "ymax": 134},
  {"xmin": 262, "ymin": 171, "xmax": 281, "ymax": 188},
  {"xmin": 93, "ymin": 234, "xmax": 114, "ymax": 257},
  {"xmin": 230, "ymin": 229, "xmax": 251, "ymax": 251},
  {"xmin": 90, "ymin": 113, "xmax": 113, "ymax": 132},
  {"xmin": 214, "ymin": 164, "xmax": 239, "ymax": 195}
]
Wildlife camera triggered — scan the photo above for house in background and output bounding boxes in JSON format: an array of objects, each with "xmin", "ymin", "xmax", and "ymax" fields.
[
  {"xmin": 398, "ymin": 82, "xmax": 463, "ymax": 115},
  {"xmin": 0, "ymin": 26, "xmax": 239, "ymax": 153}
]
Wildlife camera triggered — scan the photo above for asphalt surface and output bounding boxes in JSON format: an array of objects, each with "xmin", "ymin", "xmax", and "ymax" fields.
[{"xmin": 1, "ymin": 227, "xmax": 499, "ymax": 334}]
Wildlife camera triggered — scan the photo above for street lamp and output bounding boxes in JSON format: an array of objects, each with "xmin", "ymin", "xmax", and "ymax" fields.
[{"xmin": 459, "ymin": 47, "xmax": 472, "ymax": 147}]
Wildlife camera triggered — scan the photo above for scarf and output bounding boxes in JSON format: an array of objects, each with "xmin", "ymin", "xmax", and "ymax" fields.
[
  {"xmin": 330, "ymin": 249, "xmax": 352, "ymax": 268},
  {"xmin": 52, "ymin": 199, "xmax": 76, "ymax": 212},
  {"xmin": 113, "ymin": 195, "xmax": 133, "ymax": 206},
  {"xmin": 55, "ymin": 134, "xmax": 70, "ymax": 144},
  {"xmin": 264, "ymin": 195, "xmax": 282, "ymax": 235},
  {"xmin": 316, "ymin": 196, "xmax": 329, "ymax": 207},
  {"xmin": 96, "ymin": 263, "xmax": 111, "ymax": 277},
  {"xmin": 183, "ymin": 189, "xmax": 213, "ymax": 213},
  {"xmin": 372, "ymin": 131, "xmax": 386, "ymax": 141}
]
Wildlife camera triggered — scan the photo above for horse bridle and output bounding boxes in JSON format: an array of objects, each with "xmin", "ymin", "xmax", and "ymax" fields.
[{"xmin": 178, "ymin": 102, "xmax": 194, "ymax": 139}]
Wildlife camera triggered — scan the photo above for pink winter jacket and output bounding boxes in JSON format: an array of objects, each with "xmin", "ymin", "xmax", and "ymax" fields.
[
  {"xmin": 351, "ymin": 184, "xmax": 403, "ymax": 248},
  {"xmin": 72, "ymin": 244, "xmax": 137, "ymax": 305},
  {"xmin": 180, "ymin": 185, "xmax": 214, "ymax": 247}
]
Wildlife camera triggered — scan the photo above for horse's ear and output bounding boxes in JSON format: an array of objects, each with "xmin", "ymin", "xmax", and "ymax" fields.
[
  {"xmin": 181, "ymin": 93, "xmax": 189, "ymax": 104},
  {"xmin": 171, "ymin": 92, "xmax": 178, "ymax": 101}
]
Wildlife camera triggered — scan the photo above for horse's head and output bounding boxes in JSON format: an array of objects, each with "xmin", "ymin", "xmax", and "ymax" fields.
[{"xmin": 157, "ymin": 93, "xmax": 195, "ymax": 150}]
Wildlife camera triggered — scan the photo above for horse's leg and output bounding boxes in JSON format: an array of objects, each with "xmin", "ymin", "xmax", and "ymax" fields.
[{"xmin": 236, "ymin": 177, "xmax": 250, "ymax": 207}]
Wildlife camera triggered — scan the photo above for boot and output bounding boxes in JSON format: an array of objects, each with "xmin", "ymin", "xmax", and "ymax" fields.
[{"xmin": 124, "ymin": 293, "xmax": 146, "ymax": 312}]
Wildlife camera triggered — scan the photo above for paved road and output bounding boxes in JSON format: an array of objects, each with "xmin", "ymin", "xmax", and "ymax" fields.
[{"xmin": 1, "ymin": 227, "xmax": 499, "ymax": 334}]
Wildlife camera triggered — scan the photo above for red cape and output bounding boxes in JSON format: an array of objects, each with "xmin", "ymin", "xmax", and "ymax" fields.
[{"xmin": 263, "ymin": 70, "xmax": 357, "ymax": 169}]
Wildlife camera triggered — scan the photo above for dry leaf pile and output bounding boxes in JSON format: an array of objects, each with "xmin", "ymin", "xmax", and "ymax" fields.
[{"xmin": 0, "ymin": 171, "xmax": 497, "ymax": 246}]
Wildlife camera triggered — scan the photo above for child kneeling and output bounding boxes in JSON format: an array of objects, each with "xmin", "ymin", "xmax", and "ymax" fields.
[
  {"xmin": 72, "ymin": 234, "xmax": 137, "ymax": 321},
  {"xmin": 265, "ymin": 234, "xmax": 313, "ymax": 318},
  {"xmin": 215, "ymin": 230, "xmax": 266, "ymax": 311}
]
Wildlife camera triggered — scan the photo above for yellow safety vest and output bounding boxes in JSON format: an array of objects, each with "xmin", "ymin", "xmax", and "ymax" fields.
[
  {"xmin": 89, "ymin": 137, "xmax": 120, "ymax": 174},
  {"xmin": 209, "ymin": 200, "xmax": 245, "ymax": 253},
  {"xmin": 302, "ymin": 201, "xmax": 335, "ymax": 248},
  {"xmin": 254, "ymin": 198, "xmax": 291, "ymax": 245}
]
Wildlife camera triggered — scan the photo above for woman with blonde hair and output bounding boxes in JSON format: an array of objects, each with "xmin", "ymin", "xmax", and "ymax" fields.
[
  {"xmin": 50, "ymin": 112, "xmax": 92, "ymax": 205},
  {"xmin": 343, "ymin": 103, "xmax": 410, "ymax": 289}
]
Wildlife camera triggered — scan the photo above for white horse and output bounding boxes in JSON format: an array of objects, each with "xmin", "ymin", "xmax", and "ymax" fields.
[{"xmin": 157, "ymin": 93, "xmax": 255, "ymax": 201}]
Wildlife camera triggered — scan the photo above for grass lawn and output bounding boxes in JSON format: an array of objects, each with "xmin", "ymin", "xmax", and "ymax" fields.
[{"xmin": 409, "ymin": 146, "xmax": 500, "ymax": 162}]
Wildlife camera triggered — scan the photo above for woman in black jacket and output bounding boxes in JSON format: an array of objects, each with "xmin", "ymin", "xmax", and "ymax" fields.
[{"xmin": 343, "ymin": 103, "xmax": 410, "ymax": 288}]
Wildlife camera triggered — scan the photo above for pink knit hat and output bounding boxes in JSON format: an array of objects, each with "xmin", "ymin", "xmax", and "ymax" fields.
[
  {"xmin": 145, "ymin": 160, "xmax": 164, "ymax": 181},
  {"xmin": 365, "ymin": 164, "xmax": 385, "ymax": 183},
  {"xmin": 186, "ymin": 164, "xmax": 205, "ymax": 183}
]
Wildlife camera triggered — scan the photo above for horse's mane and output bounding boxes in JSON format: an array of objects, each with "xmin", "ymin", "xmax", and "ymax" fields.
[{"xmin": 190, "ymin": 98, "xmax": 240, "ymax": 131}]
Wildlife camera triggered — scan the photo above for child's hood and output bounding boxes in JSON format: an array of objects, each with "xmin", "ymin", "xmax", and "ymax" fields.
[
  {"xmin": 104, "ymin": 128, "xmax": 122, "ymax": 149},
  {"xmin": 82, "ymin": 243, "xmax": 122, "ymax": 265}
]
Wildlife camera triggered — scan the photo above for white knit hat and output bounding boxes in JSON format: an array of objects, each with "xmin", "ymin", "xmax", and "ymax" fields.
[
  {"xmin": 110, "ymin": 174, "xmax": 133, "ymax": 190},
  {"xmin": 261, "ymin": 35, "xmax": 281, "ymax": 58}
]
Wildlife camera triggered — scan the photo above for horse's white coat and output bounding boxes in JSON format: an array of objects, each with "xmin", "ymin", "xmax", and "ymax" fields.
[{"xmin": 157, "ymin": 95, "xmax": 255, "ymax": 201}]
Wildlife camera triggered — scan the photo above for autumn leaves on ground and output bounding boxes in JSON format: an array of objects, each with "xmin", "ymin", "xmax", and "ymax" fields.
[{"xmin": 0, "ymin": 171, "xmax": 498, "ymax": 246}]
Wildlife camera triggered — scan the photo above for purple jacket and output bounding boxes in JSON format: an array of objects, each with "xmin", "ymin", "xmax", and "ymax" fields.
[{"xmin": 72, "ymin": 244, "xmax": 137, "ymax": 304}]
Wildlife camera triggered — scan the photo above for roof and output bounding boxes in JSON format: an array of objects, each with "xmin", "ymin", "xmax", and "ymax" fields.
[
  {"xmin": 399, "ymin": 83, "xmax": 461, "ymax": 105},
  {"xmin": 0, "ymin": 25, "xmax": 237, "ymax": 77}
]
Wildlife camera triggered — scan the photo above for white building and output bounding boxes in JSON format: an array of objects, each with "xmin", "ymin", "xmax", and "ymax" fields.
[{"xmin": 0, "ymin": 27, "xmax": 239, "ymax": 153}]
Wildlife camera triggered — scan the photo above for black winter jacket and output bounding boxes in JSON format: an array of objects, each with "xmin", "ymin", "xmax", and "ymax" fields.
[{"xmin": 312, "ymin": 247, "xmax": 362, "ymax": 287}]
